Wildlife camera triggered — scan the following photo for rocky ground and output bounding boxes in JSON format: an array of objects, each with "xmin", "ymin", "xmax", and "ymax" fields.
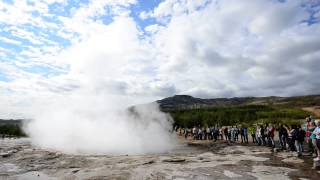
[{"xmin": 1, "ymin": 138, "xmax": 320, "ymax": 180}]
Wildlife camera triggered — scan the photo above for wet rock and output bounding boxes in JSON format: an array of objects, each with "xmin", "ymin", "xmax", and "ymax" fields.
[
  {"xmin": 162, "ymin": 158, "xmax": 186, "ymax": 163},
  {"xmin": 72, "ymin": 169, "xmax": 80, "ymax": 173},
  {"xmin": 231, "ymin": 150, "xmax": 244, "ymax": 154},
  {"xmin": 313, "ymin": 160, "xmax": 320, "ymax": 170},
  {"xmin": 45, "ymin": 155, "xmax": 60, "ymax": 160},
  {"xmin": 248, "ymin": 165, "xmax": 296, "ymax": 180},
  {"xmin": 68, "ymin": 166, "xmax": 81, "ymax": 168},
  {"xmin": 197, "ymin": 156, "xmax": 211, "ymax": 162},
  {"xmin": 0, "ymin": 152, "xmax": 12, "ymax": 158},
  {"xmin": 2, "ymin": 138, "xmax": 320, "ymax": 179},
  {"xmin": 273, "ymin": 148, "xmax": 281, "ymax": 152},
  {"xmin": 142, "ymin": 160, "xmax": 155, "ymax": 165},
  {"xmin": 276, "ymin": 151, "xmax": 298, "ymax": 159},
  {"xmin": 282, "ymin": 157, "xmax": 304, "ymax": 164},
  {"xmin": 223, "ymin": 170, "xmax": 242, "ymax": 178}
]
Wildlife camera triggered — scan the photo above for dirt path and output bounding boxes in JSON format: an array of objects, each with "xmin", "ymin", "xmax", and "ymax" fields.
[{"xmin": 302, "ymin": 106, "xmax": 320, "ymax": 117}]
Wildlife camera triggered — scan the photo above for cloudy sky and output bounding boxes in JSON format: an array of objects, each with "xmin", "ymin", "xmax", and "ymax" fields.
[{"xmin": 0, "ymin": 0, "xmax": 320, "ymax": 118}]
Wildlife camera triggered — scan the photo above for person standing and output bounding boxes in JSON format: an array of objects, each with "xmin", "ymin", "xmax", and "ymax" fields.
[
  {"xmin": 294, "ymin": 125, "xmax": 306, "ymax": 156},
  {"xmin": 287, "ymin": 125, "xmax": 296, "ymax": 151},
  {"xmin": 184, "ymin": 128, "xmax": 189, "ymax": 139},
  {"xmin": 248, "ymin": 126, "xmax": 256, "ymax": 143},
  {"xmin": 211, "ymin": 127, "xmax": 215, "ymax": 140},
  {"xmin": 231, "ymin": 126, "xmax": 235, "ymax": 142},
  {"xmin": 243, "ymin": 127, "xmax": 248, "ymax": 143},
  {"xmin": 268, "ymin": 124, "xmax": 275, "ymax": 148},
  {"xmin": 261, "ymin": 125, "xmax": 266, "ymax": 146},
  {"xmin": 198, "ymin": 128, "xmax": 203, "ymax": 140},
  {"xmin": 278, "ymin": 124, "xmax": 288, "ymax": 150},
  {"xmin": 228, "ymin": 127, "xmax": 232, "ymax": 143},
  {"xmin": 304, "ymin": 117, "xmax": 316, "ymax": 155},
  {"xmin": 192, "ymin": 126, "xmax": 197, "ymax": 140},
  {"xmin": 224, "ymin": 127, "xmax": 229, "ymax": 142},
  {"xmin": 240, "ymin": 127, "xmax": 244, "ymax": 143},
  {"xmin": 236, "ymin": 126, "xmax": 239, "ymax": 142},
  {"xmin": 257, "ymin": 125, "xmax": 262, "ymax": 146},
  {"xmin": 219, "ymin": 128, "xmax": 223, "ymax": 140},
  {"xmin": 207, "ymin": 127, "xmax": 211, "ymax": 140},
  {"xmin": 235, "ymin": 126, "xmax": 239, "ymax": 142},
  {"xmin": 311, "ymin": 120, "xmax": 320, "ymax": 161},
  {"xmin": 213, "ymin": 128, "xmax": 219, "ymax": 142}
]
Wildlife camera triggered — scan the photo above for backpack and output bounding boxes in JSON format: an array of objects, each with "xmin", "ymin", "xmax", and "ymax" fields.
[
  {"xmin": 292, "ymin": 129, "xmax": 299, "ymax": 141},
  {"xmin": 298, "ymin": 129, "xmax": 306, "ymax": 141}
]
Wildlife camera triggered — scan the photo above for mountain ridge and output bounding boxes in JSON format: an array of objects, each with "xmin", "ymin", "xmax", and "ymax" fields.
[{"xmin": 156, "ymin": 94, "xmax": 320, "ymax": 111}]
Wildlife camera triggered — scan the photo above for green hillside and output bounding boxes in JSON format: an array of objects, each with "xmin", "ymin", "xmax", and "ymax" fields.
[
  {"xmin": 169, "ymin": 105, "xmax": 311, "ymax": 128},
  {"xmin": 156, "ymin": 95, "xmax": 320, "ymax": 128}
]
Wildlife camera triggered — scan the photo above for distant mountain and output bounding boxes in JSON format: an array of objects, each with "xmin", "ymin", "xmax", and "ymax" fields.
[
  {"xmin": 0, "ymin": 119, "xmax": 23, "ymax": 126},
  {"xmin": 156, "ymin": 94, "xmax": 320, "ymax": 111}
]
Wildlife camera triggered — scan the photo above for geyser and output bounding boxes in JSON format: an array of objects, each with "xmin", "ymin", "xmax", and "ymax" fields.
[
  {"xmin": 20, "ymin": 16, "xmax": 179, "ymax": 155},
  {"xmin": 24, "ymin": 92, "xmax": 177, "ymax": 155}
]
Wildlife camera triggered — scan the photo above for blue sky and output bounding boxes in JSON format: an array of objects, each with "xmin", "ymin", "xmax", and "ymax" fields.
[
  {"xmin": 0, "ymin": 0, "xmax": 320, "ymax": 118},
  {"xmin": 1, "ymin": 0, "xmax": 318, "ymax": 81},
  {"xmin": 0, "ymin": 0, "xmax": 165, "ymax": 79}
]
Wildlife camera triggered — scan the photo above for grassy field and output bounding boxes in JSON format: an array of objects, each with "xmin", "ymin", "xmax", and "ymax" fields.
[{"xmin": 169, "ymin": 105, "xmax": 313, "ymax": 128}]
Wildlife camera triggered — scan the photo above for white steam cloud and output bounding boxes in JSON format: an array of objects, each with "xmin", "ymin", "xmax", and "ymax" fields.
[
  {"xmin": 22, "ymin": 16, "xmax": 178, "ymax": 155},
  {"xmin": 24, "ymin": 92, "xmax": 177, "ymax": 155}
]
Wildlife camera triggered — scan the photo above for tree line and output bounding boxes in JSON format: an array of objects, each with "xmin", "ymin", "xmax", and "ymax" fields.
[
  {"xmin": 168, "ymin": 105, "xmax": 311, "ymax": 128},
  {"xmin": 0, "ymin": 124, "xmax": 26, "ymax": 137}
]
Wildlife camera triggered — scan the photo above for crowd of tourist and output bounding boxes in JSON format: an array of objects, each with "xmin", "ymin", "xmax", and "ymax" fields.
[{"xmin": 176, "ymin": 116, "xmax": 320, "ymax": 162}]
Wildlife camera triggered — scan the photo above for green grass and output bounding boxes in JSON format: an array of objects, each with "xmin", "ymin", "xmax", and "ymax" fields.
[{"xmin": 169, "ymin": 105, "xmax": 311, "ymax": 127}]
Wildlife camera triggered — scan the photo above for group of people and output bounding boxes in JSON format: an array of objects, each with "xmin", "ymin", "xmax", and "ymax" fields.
[
  {"xmin": 179, "ymin": 126, "xmax": 249, "ymax": 143},
  {"xmin": 177, "ymin": 116, "xmax": 320, "ymax": 161}
]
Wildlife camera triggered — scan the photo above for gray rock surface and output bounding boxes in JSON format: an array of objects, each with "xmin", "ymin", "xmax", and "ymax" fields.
[{"xmin": 1, "ymin": 138, "xmax": 320, "ymax": 180}]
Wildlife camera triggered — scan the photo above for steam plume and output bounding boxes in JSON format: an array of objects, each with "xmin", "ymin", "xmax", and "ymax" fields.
[{"xmin": 24, "ymin": 92, "xmax": 177, "ymax": 155}]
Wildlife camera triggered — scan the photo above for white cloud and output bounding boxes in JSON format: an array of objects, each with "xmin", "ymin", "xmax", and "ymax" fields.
[
  {"xmin": 248, "ymin": 1, "xmax": 308, "ymax": 35},
  {"xmin": 151, "ymin": 0, "xmax": 209, "ymax": 18},
  {"xmin": 0, "ymin": 36, "xmax": 22, "ymax": 45},
  {"xmin": 8, "ymin": 26, "xmax": 43, "ymax": 45},
  {"xmin": 0, "ymin": 0, "xmax": 50, "ymax": 27},
  {"xmin": 0, "ymin": 0, "xmax": 320, "ymax": 119},
  {"xmin": 139, "ymin": 11, "xmax": 151, "ymax": 20},
  {"xmin": 149, "ymin": 0, "xmax": 319, "ymax": 97}
]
